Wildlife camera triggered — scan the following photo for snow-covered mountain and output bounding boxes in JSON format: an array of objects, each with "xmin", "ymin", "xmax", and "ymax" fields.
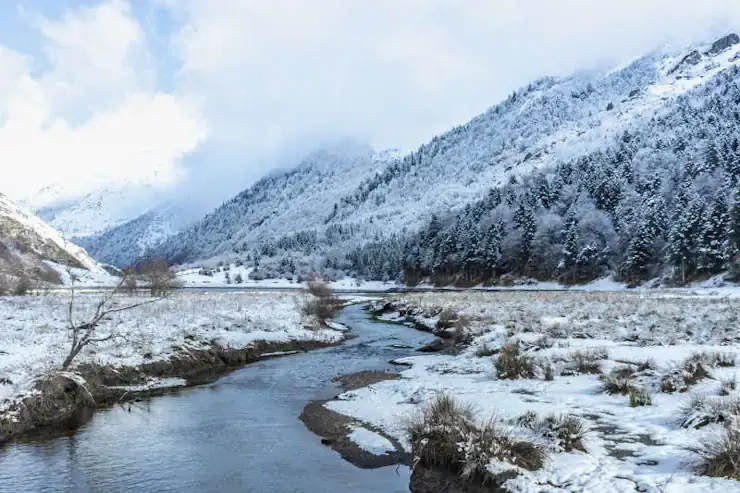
[
  {"xmin": 24, "ymin": 179, "xmax": 170, "ymax": 239},
  {"xmin": 74, "ymin": 203, "xmax": 192, "ymax": 268},
  {"xmin": 0, "ymin": 194, "xmax": 109, "ymax": 283},
  {"xmin": 146, "ymin": 140, "xmax": 398, "ymax": 265},
  {"xmin": 136, "ymin": 34, "xmax": 740, "ymax": 286}
]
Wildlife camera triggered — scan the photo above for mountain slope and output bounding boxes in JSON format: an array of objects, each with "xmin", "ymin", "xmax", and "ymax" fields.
[
  {"xmin": 147, "ymin": 140, "xmax": 396, "ymax": 265},
  {"xmin": 74, "ymin": 204, "xmax": 191, "ymax": 267},
  {"xmin": 349, "ymin": 34, "xmax": 740, "ymax": 285},
  {"xmin": 151, "ymin": 34, "xmax": 740, "ymax": 283},
  {"xmin": 0, "ymin": 194, "xmax": 108, "ymax": 283}
]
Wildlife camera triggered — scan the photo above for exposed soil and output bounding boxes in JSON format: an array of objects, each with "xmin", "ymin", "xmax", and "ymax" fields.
[
  {"xmin": 301, "ymin": 370, "xmax": 410, "ymax": 469},
  {"xmin": 331, "ymin": 369, "xmax": 400, "ymax": 391},
  {"xmin": 0, "ymin": 338, "xmax": 342, "ymax": 445}
]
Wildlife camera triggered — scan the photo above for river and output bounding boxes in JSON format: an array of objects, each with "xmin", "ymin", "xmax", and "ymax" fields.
[{"xmin": 0, "ymin": 303, "xmax": 435, "ymax": 493}]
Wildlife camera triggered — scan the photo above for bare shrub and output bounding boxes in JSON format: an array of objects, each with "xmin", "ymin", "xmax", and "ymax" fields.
[
  {"xmin": 121, "ymin": 268, "xmax": 138, "ymax": 295},
  {"xmin": 629, "ymin": 387, "xmax": 652, "ymax": 407},
  {"xmin": 12, "ymin": 273, "xmax": 32, "ymax": 296},
  {"xmin": 140, "ymin": 259, "xmax": 180, "ymax": 297},
  {"xmin": 495, "ymin": 343, "xmax": 536, "ymax": 380},
  {"xmin": 696, "ymin": 422, "xmax": 740, "ymax": 479},
  {"xmin": 301, "ymin": 277, "xmax": 340, "ymax": 324}
]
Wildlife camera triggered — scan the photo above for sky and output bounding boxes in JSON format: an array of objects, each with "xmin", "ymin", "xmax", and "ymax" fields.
[{"xmin": 2, "ymin": 0, "xmax": 740, "ymax": 214}]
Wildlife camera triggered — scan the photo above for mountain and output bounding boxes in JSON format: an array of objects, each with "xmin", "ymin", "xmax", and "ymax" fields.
[
  {"xmin": 146, "ymin": 140, "xmax": 398, "ymax": 266},
  {"xmin": 74, "ymin": 204, "xmax": 191, "ymax": 268},
  {"xmin": 23, "ymin": 178, "xmax": 172, "ymax": 240},
  {"xmin": 0, "ymin": 194, "xmax": 109, "ymax": 284},
  {"xmin": 150, "ymin": 34, "xmax": 740, "ymax": 284}
]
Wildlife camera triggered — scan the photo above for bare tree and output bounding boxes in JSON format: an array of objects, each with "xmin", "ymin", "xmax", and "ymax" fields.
[
  {"xmin": 140, "ymin": 259, "xmax": 181, "ymax": 297},
  {"xmin": 121, "ymin": 267, "xmax": 138, "ymax": 295},
  {"xmin": 300, "ymin": 276, "xmax": 340, "ymax": 323},
  {"xmin": 62, "ymin": 278, "xmax": 161, "ymax": 370}
]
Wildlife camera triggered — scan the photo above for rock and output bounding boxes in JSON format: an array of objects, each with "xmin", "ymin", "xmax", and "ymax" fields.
[
  {"xmin": 628, "ymin": 89, "xmax": 640, "ymax": 98},
  {"xmin": 668, "ymin": 50, "xmax": 702, "ymax": 75},
  {"xmin": 707, "ymin": 33, "xmax": 740, "ymax": 56},
  {"xmin": 417, "ymin": 339, "xmax": 446, "ymax": 353},
  {"xmin": 606, "ymin": 102, "xmax": 614, "ymax": 111}
]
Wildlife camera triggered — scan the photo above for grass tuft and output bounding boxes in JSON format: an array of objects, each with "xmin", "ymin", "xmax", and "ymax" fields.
[
  {"xmin": 408, "ymin": 394, "xmax": 547, "ymax": 484},
  {"xmin": 495, "ymin": 343, "xmax": 536, "ymax": 380},
  {"xmin": 629, "ymin": 387, "xmax": 652, "ymax": 407},
  {"xmin": 696, "ymin": 422, "xmax": 740, "ymax": 479},
  {"xmin": 566, "ymin": 348, "xmax": 608, "ymax": 375}
]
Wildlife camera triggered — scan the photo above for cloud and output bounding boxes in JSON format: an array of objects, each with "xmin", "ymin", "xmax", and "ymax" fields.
[
  {"xmin": 167, "ymin": 0, "xmax": 740, "ymax": 182},
  {"xmin": 0, "ymin": 0, "xmax": 207, "ymax": 206},
  {"xmin": 5, "ymin": 0, "xmax": 740, "ymax": 215}
]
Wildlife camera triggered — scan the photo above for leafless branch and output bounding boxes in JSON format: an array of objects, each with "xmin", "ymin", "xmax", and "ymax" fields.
[{"xmin": 62, "ymin": 274, "xmax": 165, "ymax": 370}]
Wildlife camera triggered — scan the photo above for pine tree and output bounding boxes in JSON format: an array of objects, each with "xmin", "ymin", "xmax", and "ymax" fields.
[
  {"xmin": 667, "ymin": 198, "xmax": 705, "ymax": 283},
  {"xmin": 698, "ymin": 193, "xmax": 730, "ymax": 273},
  {"xmin": 560, "ymin": 214, "xmax": 579, "ymax": 281},
  {"xmin": 622, "ymin": 223, "xmax": 654, "ymax": 281},
  {"xmin": 513, "ymin": 200, "xmax": 536, "ymax": 270},
  {"xmin": 729, "ymin": 195, "xmax": 740, "ymax": 258},
  {"xmin": 484, "ymin": 220, "xmax": 504, "ymax": 276}
]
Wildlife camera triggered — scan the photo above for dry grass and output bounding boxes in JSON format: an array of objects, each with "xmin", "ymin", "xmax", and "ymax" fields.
[
  {"xmin": 629, "ymin": 387, "xmax": 652, "ymax": 407},
  {"xmin": 518, "ymin": 412, "xmax": 589, "ymax": 453},
  {"xmin": 696, "ymin": 423, "xmax": 740, "ymax": 479},
  {"xmin": 681, "ymin": 396, "xmax": 740, "ymax": 429},
  {"xmin": 495, "ymin": 343, "xmax": 537, "ymax": 380},
  {"xmin": 566, "ymin": 348, "xmax": 608, "ymax": 375},
  {"xmin": 408, "ymin": 394, "xmax": 546, "ymax": 484},
  {"xmin": 601, "ymin": 373, "xmax": 634, "ymax": 396},
  {"xmin": 720, "ymin": 377, "xmax": 737, "ymax": 396}
]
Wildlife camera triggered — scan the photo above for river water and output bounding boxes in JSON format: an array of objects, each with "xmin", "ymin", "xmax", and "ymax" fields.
[{"xmin": 0, "ymin": 304, "xmax": 434, "ymax": 493}]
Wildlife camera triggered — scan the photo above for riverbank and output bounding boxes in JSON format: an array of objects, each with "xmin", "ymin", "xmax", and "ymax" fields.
[
  {"xmin": 325, "ymin": 291, "xmax": 740, "ymax": 492},
  {"xmin": 0, "ymin": 291, "xmax": 345, "ymax": 444}
]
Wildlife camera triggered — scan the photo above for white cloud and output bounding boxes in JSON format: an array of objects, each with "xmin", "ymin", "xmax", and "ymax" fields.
[
  {"xmin": 0, "ymin": 0, "xmax": 207, "ymax": 206},
  {"xmin": 5, "ymin": 0, "xmax": 740, "ymax": 215},
  {"xmin": 168, "ymin": 0, "xmax": 740, "ymax": 183}
]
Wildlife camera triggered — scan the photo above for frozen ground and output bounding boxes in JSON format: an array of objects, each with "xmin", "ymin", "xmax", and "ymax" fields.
[
  {"xmin": 329, "ymin": 291, "xmax": 740, "ymax": 492},
  {"xmin": 0, "ymin": 291, "xmax": 342, "ymax": 418}
]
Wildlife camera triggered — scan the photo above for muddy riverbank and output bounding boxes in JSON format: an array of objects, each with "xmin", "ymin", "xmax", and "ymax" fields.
[{"xmin": 0, "ymin": 337, "xmax": 342, "ymax": 445}]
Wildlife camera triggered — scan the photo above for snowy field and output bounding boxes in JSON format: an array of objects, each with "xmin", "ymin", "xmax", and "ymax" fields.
[
  {"xmin": 0, "ymin": 291, "xmax": 343, "ymax": 416},
  {"xmin": 329, "ymin": 291, "xmax": 740, "ymax": 492}
]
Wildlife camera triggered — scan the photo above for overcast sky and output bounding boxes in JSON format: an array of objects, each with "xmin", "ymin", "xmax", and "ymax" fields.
[{"xmin": 2, "ymin": 0, "xmax": 740, "ymax": 210}]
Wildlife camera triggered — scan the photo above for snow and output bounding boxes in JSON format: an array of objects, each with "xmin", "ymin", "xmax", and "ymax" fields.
[
  {"xmin": 0, "ymin": 291, "xmax": 343, "ymax": 417},
  {"xmin": 326, "ymin": 291, "xmax": 740, "ymax": 491},
  {"xmin": 175, "ymin": 265, "xmax": 402, "ymax": 292},
  {"xmin": 108, "ymin": 377, "xmax": 187, "ymax": 392},
  {"xmin": 347, "ymin": 426, "xmax": 396, "ymax": 455}
]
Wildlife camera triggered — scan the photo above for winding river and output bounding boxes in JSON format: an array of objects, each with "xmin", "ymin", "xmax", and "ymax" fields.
[{"xmin": 0, "ymin": 303, "xmax": 434, "ymax": 493}]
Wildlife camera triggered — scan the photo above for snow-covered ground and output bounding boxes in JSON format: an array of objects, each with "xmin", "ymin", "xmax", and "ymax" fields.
[
  {"xmin": 0, "ymin": 291, "xmax": 343, "ymax": 418},
  {"xmin": 329, "ymin": 291, "xmax": 740, "ymax": 492},
  {"xmin": 175, "ymin": 265, "xmax": 402, "ymax": 292}
]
